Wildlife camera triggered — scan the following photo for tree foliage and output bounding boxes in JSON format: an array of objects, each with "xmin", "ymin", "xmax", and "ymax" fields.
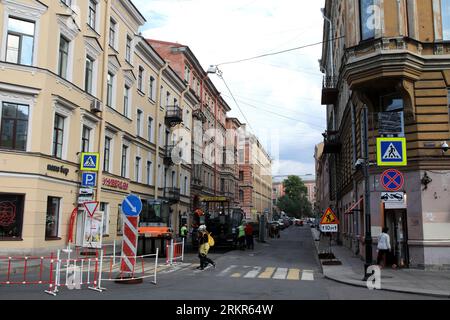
[{"xmin": 276, "ymin": 176, "xmax": 312, "ymax": 218}]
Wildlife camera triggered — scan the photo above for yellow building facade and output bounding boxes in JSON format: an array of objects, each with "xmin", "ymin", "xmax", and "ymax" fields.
[{"xmin": 0, "ymin": 0, "xmax": 196, "ymax": 255}]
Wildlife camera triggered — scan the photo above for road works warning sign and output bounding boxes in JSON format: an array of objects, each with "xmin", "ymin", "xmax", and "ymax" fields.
[{"xmin": 320, "ymin": 208, "xmax": 339, "ymax": 233}]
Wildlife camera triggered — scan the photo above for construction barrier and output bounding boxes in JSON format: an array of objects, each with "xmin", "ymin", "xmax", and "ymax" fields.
[
  {"xmin": 165, "ymin": 239, "xmax": 184, "ymax": 265},
  {"xmin": 45, "ymin": 249, "xmax": 105, "ymax": 296},
  {"xmin": 0, "ymin": 254, "xmax": 56, "ymax": 289},
  {"xmin": 102, "ymin": 248, "xmax": 159, "ymax": 284}
]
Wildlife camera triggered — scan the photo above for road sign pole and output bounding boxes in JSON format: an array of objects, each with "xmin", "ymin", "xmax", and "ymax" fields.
[{"xmin": 363, "ymin": 106, "xmax": 373, "ymax": 281}]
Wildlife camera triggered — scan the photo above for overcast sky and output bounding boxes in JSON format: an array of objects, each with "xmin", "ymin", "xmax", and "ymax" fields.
[{"xmin": 133, "ymin": 0, "xmax": 326, "ymax": 177}]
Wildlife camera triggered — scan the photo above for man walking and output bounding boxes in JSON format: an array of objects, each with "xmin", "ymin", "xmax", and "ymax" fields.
[
  {"xmin": 377, "ymin": 227, "xmax": 391, "ymax": 269},
  {"xmin": 197, "ymin": 225, "xmax": 215, "ymax": 270},
  {"xmin": 237, "ymin": 222, "xmax": 246, "ymax": 250}
]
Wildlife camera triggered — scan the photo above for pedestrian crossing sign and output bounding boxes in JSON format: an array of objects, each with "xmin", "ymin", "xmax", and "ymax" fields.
[
  {"xmin": 80, "ymin": 153, "xmax": 100, "ymax": 171},
  {"xmin": 377, "ymin": 138, "xmax": 407, "ymax": 166}
]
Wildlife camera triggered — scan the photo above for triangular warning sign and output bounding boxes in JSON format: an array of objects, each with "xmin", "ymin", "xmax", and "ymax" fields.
[
  {"xmin": 382, "ymin": 143, "xmax": 402, "ymax": 160},
  {"xmin": 84, "ymin": 201, "xmax": 99, "ymax": 218},
  {"xmin": 320, "ymin": 208, "xmax": 339, "ymax": 225},
  {"xmin": 84, "ymin": 156, "xmax": 96, "ymax": 167}
]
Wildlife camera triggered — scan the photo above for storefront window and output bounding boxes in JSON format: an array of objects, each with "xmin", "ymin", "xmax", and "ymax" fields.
[
  {"xmin": 45, "ymin": 197, "xmax": 60, "ymax": 239},
  {"xmin": 0, "ymin": 194, "xmax": 24, "ymax": 240}
]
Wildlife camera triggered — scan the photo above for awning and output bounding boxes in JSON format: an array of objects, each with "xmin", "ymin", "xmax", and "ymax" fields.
[{"xmin": 344, "ymin": 198, "xmax": 363, "ymax": 215}]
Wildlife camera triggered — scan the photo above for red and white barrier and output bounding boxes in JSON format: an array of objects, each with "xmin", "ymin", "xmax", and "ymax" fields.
[
  {"xmin": 165, "ymin": 238, "xmax": 184, "ymax": 265},
  {"xmin": 0, "ymin": 254, "xmax": 56, "ymax": 287},
  {"xmin": 121, "ymin": 216, "xmax": 139, "ymax": 274}
]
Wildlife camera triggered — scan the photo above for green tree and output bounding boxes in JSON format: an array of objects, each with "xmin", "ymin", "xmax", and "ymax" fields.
[{"xmin": 276, "ymin": 176, "xmax": 313, "ymax": 218}]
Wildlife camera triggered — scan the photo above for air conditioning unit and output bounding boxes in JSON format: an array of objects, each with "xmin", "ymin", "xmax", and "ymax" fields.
[{"xmin": 90, "ymin": 99, "xmax": 103, "ymax": 113}]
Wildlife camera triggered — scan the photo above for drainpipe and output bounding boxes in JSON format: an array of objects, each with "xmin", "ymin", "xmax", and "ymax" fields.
[
  {"xmin": 96, "ymin": 0, "xmax": 112, "ymax": 205},
  {"xmin": 153, "ymin": 61, "xmax": 170, "ymax": 200}
]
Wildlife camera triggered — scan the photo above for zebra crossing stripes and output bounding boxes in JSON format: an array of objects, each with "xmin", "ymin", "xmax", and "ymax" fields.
[
  {"xmin": 258, "ymin": 267, "xmax": 276, "ymax": 279},
  {"xmin": 272, "ymin": 268, "xmax": 288, "ymax": 280},
  {"xmin": 301, "ymin": 270, "xmax": 314, "ymax": 281},
  {"xmin": 243, "ymin": 267, "xmax": 262, "ymax": 279},
  {"xmin": 286, "ymin": 269, "xmax": 300, "ymax": 280}
]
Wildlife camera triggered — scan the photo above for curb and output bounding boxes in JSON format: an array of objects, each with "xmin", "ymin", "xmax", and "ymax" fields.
[
  {"xmin": 323, "ymin": 273, "xmax": 450, "ymax": 299},
  {"xmin": 310, "ymin": 229, "xmax": 323, "ymax": 274}
]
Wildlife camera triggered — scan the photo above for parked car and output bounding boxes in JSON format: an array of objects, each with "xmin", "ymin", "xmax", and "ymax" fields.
[{"xmin": 295, "ymin": 219, "xmax": 304, "ymax": 227}]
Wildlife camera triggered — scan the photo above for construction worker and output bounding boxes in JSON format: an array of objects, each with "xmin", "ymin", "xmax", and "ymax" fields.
[
  {"xmin": 180, "ymin": 224, "xmax": 188, "ymax": 242},
  {"xmin": 197, "ymin": 225, "xmax": 215, "ymax": 270},
  {"xmin": 237, "ymin": 222, "xmax": 246, "ymax": 250}
]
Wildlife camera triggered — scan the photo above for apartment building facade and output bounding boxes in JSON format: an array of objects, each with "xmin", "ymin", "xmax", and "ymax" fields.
[
  {"xmin": 320, "ymin": 0, "xmax": 450, "ymax": 269},
  {"xmin": 238, "ymin": 126, "xmax": 272, "ymax": 221},
  {"xmin": 0, "ymin": 0, "xmax": 195, "ymax": 255},
  {"xmin": 147, "ymin": 40, "xmax": 241, "ymax": 217}
]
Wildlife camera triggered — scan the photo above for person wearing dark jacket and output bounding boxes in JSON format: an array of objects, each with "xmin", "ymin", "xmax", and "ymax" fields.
[{"xmin": 244, "ymin": 223, "xmax": 254, "ymax": 250}]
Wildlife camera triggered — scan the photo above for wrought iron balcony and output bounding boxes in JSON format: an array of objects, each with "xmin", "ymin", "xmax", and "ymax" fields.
[
  {"xmin": 165, "ymin": 105, "xmax": 183, "ymax": 127},
  {"xmin": 164, "ymin": 145, "xmax": 175, "ymax": 166},
  {"xmin": 323, "ymin": 130, "xmax": 342, "ymax": 154},
  {"xmin": 164, "ymin": 187, "xmax": 181, "ymax": 203},
  {"xmin": 321, "ymin": 76, "xmax": 338, "ymax": 105}
]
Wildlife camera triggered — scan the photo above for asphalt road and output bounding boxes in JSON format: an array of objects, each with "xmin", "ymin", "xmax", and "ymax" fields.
[{"xmin": 0, "ymin": 226, "xmax": 442, "ymax": 300}]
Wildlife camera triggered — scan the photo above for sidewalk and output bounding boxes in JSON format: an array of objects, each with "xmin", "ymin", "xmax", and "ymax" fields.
[{"xmin": 311, "ymin": 229, "xmax": 450, "ymax": 298}]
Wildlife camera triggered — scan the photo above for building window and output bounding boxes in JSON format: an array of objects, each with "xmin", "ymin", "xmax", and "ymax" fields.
[
  {"xmin": 126, "ymin": 36, "xmax": 132, "ymax": 63},
  {"xmin": 121, "ymin": 145, "xmax": 128, "ymax": 178},
  {"xmin": 0, "ymin": 194, "xmax": 25, "ymax": 240},
  {"xmin": 58, "ymin": 35, "xmax": 69, "ymax": 79},
  {"xmin": 52, "ymin": 114, "xmax": 65, "ymax": 159},
  {"xmin": 148, "ymin": 117, "xmax": 153, "ymax": 142},
  {"xmin": 149, "ymin": 76, "xmax": 156, "ymax": 101},
  {"xmin": 6, "ymin": 17, "xmax": 35, "ymax": 65},
  {"xmin": 184, "ymin": 66, "xmax": 190, "ymax": 82},
  {"xmin": 160, "ymin": 86, "xmax": 164, "ymax": 108},
  {"xmin": 166, "ymin": 91, "xmax": 170, "ymax": 107},
  {"xmin": 137, "ymin": 110, "xmax": 142, "ymax": 136},
  {"xmin": 138, "ymin": 67, "xmax": 144, "ymax": 92},
  {"xmin": 184, "ymin": 177, "xmax": 188, "ymax": 195},
  {"xmin": 107, "ymin": 72, "xmax": 114, "ymax": 107},
  {"xmin": 124, "ymin": 85, "xmax": 130, "ymax": 117},
  {"xmin": 109, "ymin": 19, "xmax": 116, "ymax": 48},
  {"xmin": 104, "ymin": 136, "xmax": 111, "ymax": 172},
  {"xmin": 360, "ymin": 0, "xmax": 376, "ymax": 41},
  {"xmin": 239, "ymin": 171, "xmax": 244, "ymax": 181},
  {"xmin": 61, "ymin": 0, "xmax": 72, "ymax": 7},
  {"xmin": 88, "ymin": 0, "xmax": 97, "ymax": 30},
  {"xmin": 0, "ymin": 102, "xmax": 29, "ymax": 151},
  {"xmin": 85, "ymin": 56, "xmax": 94, "ymax": 94},
  {"xmin": 442, "ymin": 0, "xmax": 450, "ymax": 40},
  {"xmin": 117, "ymin": 204, "xmax": 123, "ymax": 236},
  {"xmin": 45, "ymin": 197, "xmax": 61, "ymax": 239},
  {"xmin": 100, "ymin": 202, "xmax": 109, "ymax": 236},
  {"xmin": 81, "ymin": 125, "xmax": 91, "ymax": 152},
  {"xmin": 146, "ymin": 160, "xmax": 152, "ymax": 185},
  {"xmin": 135, "ymin": 157, "xmax": 141, "ymax": 182},
  {"xmin": 239, "ymin": 190, "xmax": 244, "ymax": 202}
]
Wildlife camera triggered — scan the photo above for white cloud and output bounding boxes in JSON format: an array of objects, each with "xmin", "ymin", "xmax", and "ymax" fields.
[{"xmin": 133, "ymin": 0, "xmax": 326, "ymax": 176}]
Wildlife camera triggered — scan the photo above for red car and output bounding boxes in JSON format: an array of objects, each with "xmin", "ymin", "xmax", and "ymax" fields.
[{"xmin": 295, "ymin": 220, "xmax": 304, "ymax": 226}]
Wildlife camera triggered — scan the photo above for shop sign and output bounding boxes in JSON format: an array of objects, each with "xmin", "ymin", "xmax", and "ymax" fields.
[
  {"xmin": 47, "ymin": 164, "xmax": 69, "ymax": 176},
  {"xmin": 200, "ymin": 196, "xmax": 227, "ymax": 202},
  {"xmin": 102, "ymin": 178, "xmax": 129, "ymax": 190}
]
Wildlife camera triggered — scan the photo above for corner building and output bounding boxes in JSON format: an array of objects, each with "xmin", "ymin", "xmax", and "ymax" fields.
[
  {"xmin": 0, "ymin": 0, "xmax": 195, "ymax": 255},
  {"xmin": 320, "ymin": 0, "xmax": 450, "ymax": 269}
]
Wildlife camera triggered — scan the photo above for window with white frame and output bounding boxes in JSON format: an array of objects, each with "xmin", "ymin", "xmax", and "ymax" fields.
[
  {"xmin": 99, "ymin": 202, "xmax": 109, "ymax": 236},
  {"xmin": 121, "ymin": 144, "xmax": 128, "ymax": 178},
  {"xmin": 46, "ymin": 197, "xmax": 61, "ymax": 239},
  {"xmin": 107, "ymin": 72, "xmax": 114, "ymax": 107},
  {"xmin": 148, "ymin": 117, "xmax": 153, "ymax": 142},
  {"xmin": 123, "ymin": 85, "xmax": 130, "ymax": 118},
  {"xmin": 0, "ymin": 102, "xmax": 29, "ymax": 151},
  {"xmin": 52, "ymin": 114, "xmax": 65, "ymax": 159},
  {"xmin": 58, "ymin": 35, "xmax": 69, "ymax": 79},
  {"xmin": 146, "ymin": 160, "xmax": 153, "ymax": 185},
  {"xmin": 6, "ymin": 17, "xmax": 36, "ymax": 65},
  {"xmin": 104, "ymin": 136, "xmax": 112, "ymax": 172},
  {"xmin": 137, "ymin": 110, "xmax": 142, "ymax": 136},
  {"xmin": 85, "ymin": 55, "xmax": 95, "ymax": 94},
  {"xmin": 149, "ymin": 76, "xmax": 156, "ymax": 101},
  {"xmin": 135, "ymin": 156, "xmax": 141, "ymax": 182},
  {"xmin": 81, "ymin": 125, "xmax": 91, "ymax": 152},
  {"xmin": 138, "ymin": 67, "xmax": 144, "ymax": 92},
  {"xmin": 125, "ymin": 35, "xmax": 132, "ymax": 63},
  {"xmin": 88, "ymin": 0, "xmax": 97, "ymax": 30},
  {"xmin": 109, "ymin": 19, "xmax": 117, "ymax": 49}
]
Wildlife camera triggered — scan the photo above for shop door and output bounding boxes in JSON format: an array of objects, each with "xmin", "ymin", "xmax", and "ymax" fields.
[{"xmin": 385, "ymin": 209, "xmax": 409, "ymax": 268}]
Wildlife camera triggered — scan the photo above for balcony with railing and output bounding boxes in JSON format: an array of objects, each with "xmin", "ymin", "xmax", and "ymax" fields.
[
  {"xmin": 322, "ymin": 130, "xmax": 341, "ymax": 154},
  {"xmin": 164, "ymin": 187, "xmax": 181, "ymax": 203},
  {"xmin": 165, "ymin": 105, "xmax": 183, "ymax": 127},
  {"xmin": 321, "ymin": 76, "xmax": 338, "ymax": 105},
  {"xmin": 164, "ymin": 145, "xmax": 175, "ymax": 166}
]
